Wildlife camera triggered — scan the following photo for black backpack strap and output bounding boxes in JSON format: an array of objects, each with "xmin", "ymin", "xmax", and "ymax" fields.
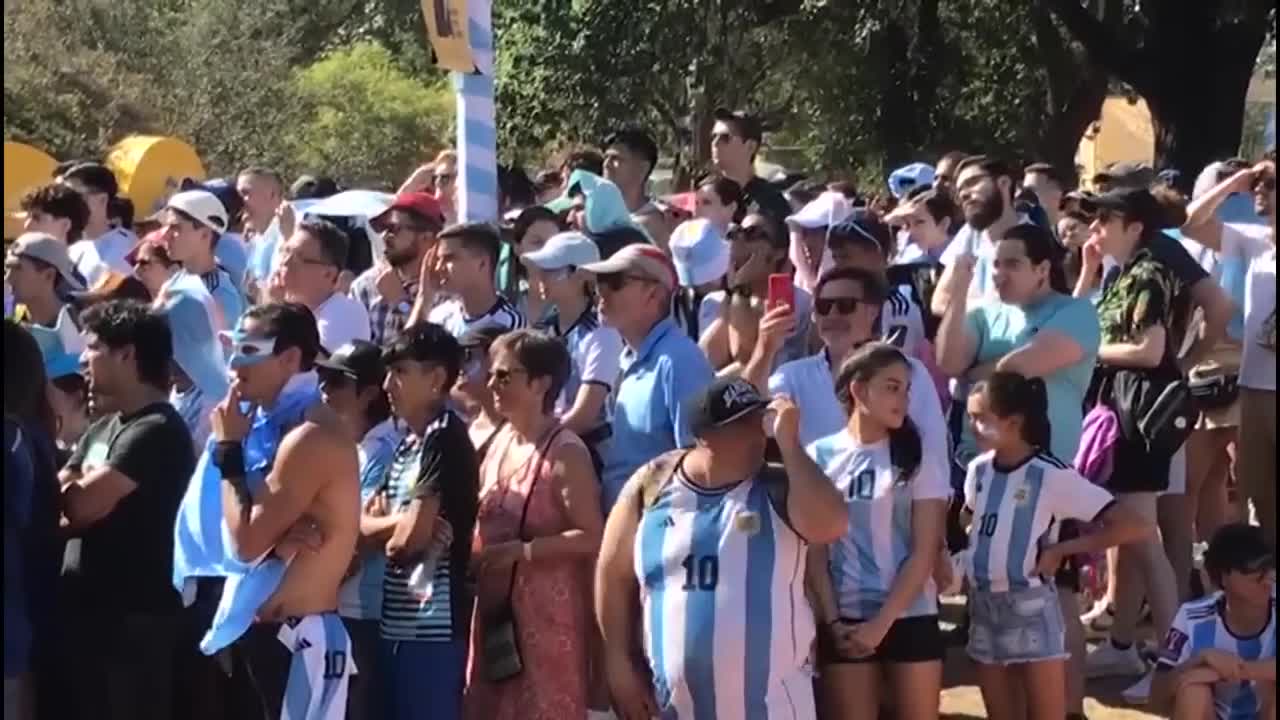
[{"xmin": 633, "ymin": 450, "xmax": 687, "ymax": 516}]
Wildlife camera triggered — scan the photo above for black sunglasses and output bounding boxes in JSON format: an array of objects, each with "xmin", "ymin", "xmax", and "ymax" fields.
[
  {"xmin": 487, "ymin": 367, "xmax": 527, "ymax": 385},
  {"xmin": 728, "ymin": 226, "xmax": 772, "ymax": 244},
  {"xmin": 815, "ymin": 297, "xmax": 864, "ymax": 315}
]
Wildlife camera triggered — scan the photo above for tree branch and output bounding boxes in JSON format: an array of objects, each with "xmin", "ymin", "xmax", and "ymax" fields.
[{"xmin": 1042, "ymin": 0, "xmax": 1140, "ymax": 84}]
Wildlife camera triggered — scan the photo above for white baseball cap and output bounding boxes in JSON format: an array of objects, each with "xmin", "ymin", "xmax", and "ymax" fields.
[
  {"xmin": 668, "ymin": 219, "xmax": 729, "ymax": 288},
  {"xmin": 786, "ymin": 191, "xmax": 853, "ymax": 230},
  {"xmin": 521, "ymin": 231, "xmax": 601, "ymax": 271},
  {"xmin": 164, "ymin": 190, "xmax": 229, "ymax": 233}
]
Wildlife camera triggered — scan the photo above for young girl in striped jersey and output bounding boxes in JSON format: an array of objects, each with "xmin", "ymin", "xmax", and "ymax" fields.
[
  {"xmin": 807, "ymin": 343, "xmax": 951, "ymax": 720},
  {"xmin": 963, "ymin": 372, "xmax": 1152, "ymax": 720}
]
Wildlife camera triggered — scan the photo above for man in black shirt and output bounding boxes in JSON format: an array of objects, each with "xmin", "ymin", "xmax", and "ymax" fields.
[
  {"xmin": 711, "ymin": 108, "xmax": 791, "ymax": 225},
  {"xmin": 58, "ymin": 300, "xmax": 196, "ymax": 720}
]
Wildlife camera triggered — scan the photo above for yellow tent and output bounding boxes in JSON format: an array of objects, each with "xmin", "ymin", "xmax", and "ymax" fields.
[
  {"xmin": 106, "ymin": 136, "xmax": 206, "ymax": 221},
  {"xmin": 1076, "ymin": 96, "xmax": 1155, "ymax": 189},
  {"xmin": 4, "ymin": 142, "xmax": 58, "ymax": 240}
]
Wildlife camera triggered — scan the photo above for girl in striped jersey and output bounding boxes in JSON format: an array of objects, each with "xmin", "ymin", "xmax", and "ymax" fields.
[
  {"xmin": 962, "ymin": 372, "xmax": 1151, "ymax": 720},
  {"xmin": 806, "ymin": 343, "xmax": 951, "ymax": 720}
]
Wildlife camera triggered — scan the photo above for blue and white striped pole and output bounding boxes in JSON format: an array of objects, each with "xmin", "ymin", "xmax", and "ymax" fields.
[{"xmin": 455, "ymin": 0, "xmax": 497, "ymax": 222}]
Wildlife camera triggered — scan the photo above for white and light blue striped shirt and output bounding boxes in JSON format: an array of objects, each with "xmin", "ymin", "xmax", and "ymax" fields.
[
  {"xmin": 634, "ymin": 462, "xmax": 817, "ymax": 720},
  {"xmin": 808, "ymin": 433, "xmax": 951, "ymax": 621},
  {"xmin": 1157, "ymin": 591, "xmax": 1277, "ymax": 720},
  {"xmin": 963, "ymin": 451, "xmax": 1113, "ymax": 594}
]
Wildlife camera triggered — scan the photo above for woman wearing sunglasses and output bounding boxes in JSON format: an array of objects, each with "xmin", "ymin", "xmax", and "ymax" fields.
[
  {"xmin": 127, "ymin": 232, "xmax": 181, "ymax": 299},
  {"xmin": 464, "ymin": 329, "xmax": 603, "ymax": 720}
]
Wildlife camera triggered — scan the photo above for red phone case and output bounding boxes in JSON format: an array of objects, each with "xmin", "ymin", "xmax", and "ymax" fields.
[{"xmin": 767, "ymin": 273, "xmax": 794, "ymax": 310}]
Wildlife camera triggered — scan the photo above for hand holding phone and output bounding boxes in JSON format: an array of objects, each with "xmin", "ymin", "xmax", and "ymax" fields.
[{"xmin": 767, "ymin": 273, "xmax": 794, "ymax": 312}]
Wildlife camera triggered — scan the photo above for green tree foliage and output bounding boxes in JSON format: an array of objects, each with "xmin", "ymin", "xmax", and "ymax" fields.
[{"xmin": 288, "ymin": 42, "xmax": 454, "ymax": 188}]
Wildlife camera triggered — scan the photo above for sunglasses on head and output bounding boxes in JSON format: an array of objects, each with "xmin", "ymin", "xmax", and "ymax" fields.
[{"xmin": 815, "ymin": 297, "xmax": 864, "ymax": 315}]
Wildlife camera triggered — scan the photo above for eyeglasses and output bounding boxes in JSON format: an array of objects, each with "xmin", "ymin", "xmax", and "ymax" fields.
[
  {"xmin": 598, "ymin": 273, "xmax": 657, "ymax": 292},
  {"xmin": 815, "ymin": 297, "xmax": 865, "ymax": 315},
  {"xmin": 487, "ymin": 367, "xmax": 527, "ymax": 386}
]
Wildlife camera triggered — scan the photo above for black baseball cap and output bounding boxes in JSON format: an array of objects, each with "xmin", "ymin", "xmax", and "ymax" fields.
[
  {"xmin": 688, "ymin": 377, "xmax": 769, "ymax": 437},
  {"xmin": 712, "ymin": 108, "xmax": 763, "ymax": 144},
  {"xmin": 61, "ymin": 162, "xmax": 119, "ymax": 198},
  {"xmin": 315, "ymin": 340, "xmax": 386, "ymax": 386},
  {"xmin": 1205, "ymin": 523, "xmax": 1274, "ymax": 578},
  {"xmin": 1081, "ymin": 188, "xmax": 1169, "ymax": 230},
  {"xmin": 1093, "ymin": 161, "xmax": 1154, "ymax": 190}
]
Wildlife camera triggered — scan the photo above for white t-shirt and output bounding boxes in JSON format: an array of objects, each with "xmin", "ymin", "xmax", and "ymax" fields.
[
  {"xmin": 69, "ymin": 227, "xmax": 136, "ymax": 286},
  {"xmin": 768, "ymin": 350, "xmax": 949, "ymax": 472},
  {"xmin": 963, "ymin": 451, "xmax": 1113, "ymax": 593},
  {"xmin": 314, "ymin": 292, "xmax": 372, "ymax": 354},
  {"xmin": 1221, "ymin": 226, "xmax": 1276, "ymax": 391}
]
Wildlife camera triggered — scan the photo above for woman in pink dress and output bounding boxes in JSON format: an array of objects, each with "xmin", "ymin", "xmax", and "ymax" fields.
[{"xmin": 464, "ymin": 329, "xmax": 604, "ymax": 720}]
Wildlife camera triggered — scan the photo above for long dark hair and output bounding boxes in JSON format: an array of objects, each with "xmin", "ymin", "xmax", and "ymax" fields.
[
  {"xmin": 971, "ymin": 371, "xmax": 1052, "ymax": 452},
  {"xmin": 697, "ymin": 174, "xmax": 746, "ymax": 224},
  {"xmin": 4, "ymin": 320, "xmax": 58, "ymax": 440},
  {"xmin": 834, "ymin": 342, "xmax": 922, "ymax": 483}
]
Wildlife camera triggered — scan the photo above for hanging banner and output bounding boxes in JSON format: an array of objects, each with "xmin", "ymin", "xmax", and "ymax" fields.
[{"xmin": 422, "ymin": 0, "xmax": 475, "ymax": 73}]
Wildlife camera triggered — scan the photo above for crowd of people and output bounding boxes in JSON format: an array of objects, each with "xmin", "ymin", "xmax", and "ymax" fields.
[{"xmin": 3, "ymin": 110, "xmax": 1277, "ymax": 720}]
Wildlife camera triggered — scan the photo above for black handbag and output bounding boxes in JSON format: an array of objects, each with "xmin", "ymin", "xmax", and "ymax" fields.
[
  {"xmin": 479, "ymin": 427, "xmax": 562, "ymax": 683},
  {"xmin": 1105, "ymin": 364, "xmax": 1198, "ymax": 456}
]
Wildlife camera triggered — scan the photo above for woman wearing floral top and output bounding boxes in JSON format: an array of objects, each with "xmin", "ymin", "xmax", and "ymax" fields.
[{"xmin": 1075, "ymin": 187, "xmax": 1184, "ymax": 688}]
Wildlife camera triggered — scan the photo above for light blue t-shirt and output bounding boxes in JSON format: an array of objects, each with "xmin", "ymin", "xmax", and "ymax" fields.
[
  {"xmin": 959, "ymin": 293, "xmax": 1100, "ymax": 465},
  {"xmin": 601, "ymin": 318, "xmax": 714, "ymax": 511},
  {"xmin": 214, "ymin": 233, "xmax": 249, "ymax": 293}
]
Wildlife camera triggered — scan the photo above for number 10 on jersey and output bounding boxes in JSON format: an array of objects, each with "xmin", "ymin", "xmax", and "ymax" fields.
[{"xmin": 681, "ymin": 554, "xmax": 719, "ymax": 591}]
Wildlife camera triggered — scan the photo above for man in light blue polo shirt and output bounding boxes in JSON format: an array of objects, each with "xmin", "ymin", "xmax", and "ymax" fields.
[
  {"xmin": 936, "ymin": 223, "xmax": 1100, "ymax": 466},
  {"xmin": 582, "ymin": 244, "xmax": 714, "ymax": 510}
]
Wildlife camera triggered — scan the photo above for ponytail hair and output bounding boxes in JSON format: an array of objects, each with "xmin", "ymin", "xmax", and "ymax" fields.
[
  {"xmin": 971, "ymin": 371, "xmax": 1052, "ymax": 451},
  {"xmin": 834, "ymin": 342, "xmax": 923, "ymax": 484}
]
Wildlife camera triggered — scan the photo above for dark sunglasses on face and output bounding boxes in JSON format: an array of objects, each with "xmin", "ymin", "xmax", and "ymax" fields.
[
  {"xmin": 382, "ymin": 223, "xmax": 429, "ymax": 237},
  {"xmin": 815, "ymin": 297, "xmax": 864, "ymax": 315},
  {"xmin": 728, "ymin": 226, "xmax": 772, "ymax": 245},
  {"xmin": 598, "ymin": 273, "xmax": 655, "ymax": 292}
]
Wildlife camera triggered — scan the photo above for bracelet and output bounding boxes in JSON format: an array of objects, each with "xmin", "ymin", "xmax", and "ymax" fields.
[
  {"xmin": 522, "ymin": 541, "xmax": 533, "ymax": 562},
  {"xmin": 213, "ymin": 441, "xmax": 246, "ymax": 478}
]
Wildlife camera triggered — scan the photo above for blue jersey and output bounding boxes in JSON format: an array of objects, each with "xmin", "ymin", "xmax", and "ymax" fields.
[
  {"xmin": 1157, "ymin": 591, "xmax": 1277, "ymax": 720},
  {"xmin": 634, "ymin": 461, "xmax": 816, "ymax": 720},
  {"xmin": 808, "ymin": 433, "xmax": 951, "ymax": 621},
  {"xmin": 963, "ymin": 452, "xmax": 1114, "ymax": 593}
]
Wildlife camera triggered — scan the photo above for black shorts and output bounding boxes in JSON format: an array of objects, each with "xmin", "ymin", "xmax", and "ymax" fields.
[
  {"xmin": 818, "ymin": 615, "xmax": 944, "ymax": 665},
  {"xmin": 1106, "ymin": 439, "xmax": 1173, "ymax": 494}
]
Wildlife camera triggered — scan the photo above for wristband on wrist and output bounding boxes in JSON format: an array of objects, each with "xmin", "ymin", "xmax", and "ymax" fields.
[
  {"xmin": 522, "ymin": 541, "xmax": 533, "ymax": 562},
  {"xmin": 213, "ymin": 441, "xmax": 246, "ymax": 478}
]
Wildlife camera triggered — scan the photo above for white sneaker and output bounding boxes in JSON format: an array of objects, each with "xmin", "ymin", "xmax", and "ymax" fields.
[
  {"xmin": 1121, "ymin": 669, "xmax": 1154, "ymax": 705},
  {"xmin": 1080, "ymin": 599, "xmax": 1115, "ymax": 631},
  {"xmin": 1085, "ymin": 641, "xmax": 1148, "ymax": 679}
]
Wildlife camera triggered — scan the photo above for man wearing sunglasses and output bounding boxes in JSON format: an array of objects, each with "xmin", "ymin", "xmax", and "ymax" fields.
[
  {"xmin": 709, "ymin": 108, "xmax": 791, "ymax": 225},
  {"xmin": 1153, "ymin": 522, "xmax": 1276, "ymax": 720},
  {"xmin": 580, "ymin": 244, "xmax": 715, "ymax": 511},
  {"xmin": 276, "ymin": 218, "xmax": 371, "ymax": 354},
  {"xmin": 173, "ymin": 302, "xmax": 360, "ymax": 719},
  {"xmin": 353, "ymin": 192, "xmax": 446, "ymax": 348},
  {"xmin": 743, "ymin": 266, "xmax": 948, "ymax": 464}
]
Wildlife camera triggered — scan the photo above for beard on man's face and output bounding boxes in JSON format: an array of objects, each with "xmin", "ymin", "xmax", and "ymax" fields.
[{"xmin": 965, "ymin": 190, "xmax": 1005, "ymax": 231}]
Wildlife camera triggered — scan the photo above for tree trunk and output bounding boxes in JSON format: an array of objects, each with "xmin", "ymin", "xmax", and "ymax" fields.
[
  {"xmin": 1142, "ymin": 28, "xmax": 1264, "ymax": 187},
  {"xmin": 872, "ymin": 19, "xmax": 918, "ymax": 168}
]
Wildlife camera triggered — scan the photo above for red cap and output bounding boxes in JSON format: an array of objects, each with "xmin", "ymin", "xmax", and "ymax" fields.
[
  {"xmin": 124, "ymin": 229, "xmax": 167, "ymax": 266},
  {"xmin": 378, "ymin": 192, "xmax": 445, "ymax": 227}
]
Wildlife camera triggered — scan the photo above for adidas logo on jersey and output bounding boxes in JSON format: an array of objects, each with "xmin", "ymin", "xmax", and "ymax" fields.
[{"xmin": 661, "ymin": 517, "xmax": 676, "ymax": 529}]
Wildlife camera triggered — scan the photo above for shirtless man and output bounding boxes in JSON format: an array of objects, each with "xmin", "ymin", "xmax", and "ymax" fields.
[{"xmin": 211, "ymin": 302, "xmax": 359, "ymax": 719}]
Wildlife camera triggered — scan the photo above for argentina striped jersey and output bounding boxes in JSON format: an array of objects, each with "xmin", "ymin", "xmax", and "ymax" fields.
[
  {"xmin": 807, "ymin": 433, "xmax": 951, "ymax": 620},
  {"xmin": 634, "ymin": 463, "xmax": 816, "ymax": 720},
  {"xmin": 963, "ymin": 451, "xmax": 1114, "ymax": 593}
]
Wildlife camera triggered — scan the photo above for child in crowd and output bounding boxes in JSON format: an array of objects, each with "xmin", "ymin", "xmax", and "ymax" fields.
[
  {"xmin": 1154, "ymin": 522, "xmax": 1276, "ymax": 720},
  {"xmin": 963, "ymin": 371, "xmax": 1151, "ymax": 720}
]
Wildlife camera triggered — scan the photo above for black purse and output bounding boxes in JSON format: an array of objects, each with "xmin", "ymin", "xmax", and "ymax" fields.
[
  {"xmin": 479, "ymin": 427, "xmax": 562, "ymax": 683},
  {"xmin": 1188, "ymin": 372, "xmax": 1239, "ymax": 411}
]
